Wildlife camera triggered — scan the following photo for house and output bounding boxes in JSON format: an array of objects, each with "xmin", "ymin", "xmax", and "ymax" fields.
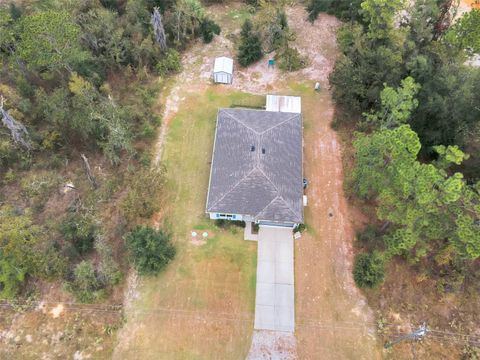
[
  {"xmin": 206, "ymin": 107, "xmax": 304, "ymax": 228},
  {"xmin": 213, "ymin": 56, "xmax": 233, "ymax": 84}
]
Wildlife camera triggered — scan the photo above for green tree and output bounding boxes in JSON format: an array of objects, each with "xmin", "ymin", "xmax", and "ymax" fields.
[
  {"xmin": 446, "ymin": 9, "xmax": 480, "ymax": 53},
  {"xmin": 237, "ymin": 19, "xmax": 263, "ymax": 67},
  {"xmin": 76, "ymin": 8, "xmax": 129, "ymax": 69},
  {"xmin": 170, "ymin": 0, "xmax": 205, "ymax": 45},
  {"xmin": 364, "ymin": 76, "xmax": 421, "ymax": 129},
  {"xmin": 255, "ymin": 2, "xmax": 292, "ymax": 52},
  {"xmin": 0, "ymin": 206, "xmax": 61, "ymax": 298},
  {"xmin": 360, "ymin": 0, "xmax": 405, "ymax": 42},
  {"xmin": 353, "ymin": 252, "xmax": 385, "ymax": 288},
  {"xmin": 125, "ymin": 226, "xmax": 176, "ymax": 275},
  {"xmin": 306, "ymin": 0, "xmax": 363, "ymax": 23},
  {"xmin": 352, "ymin": 125, "xmax": 480, "ymax": 261},
  {"xmin": 17, "ymin": 10, "xmax": 89, "ymax": 73},
  {"xmin": 200, "ymin": 17, "xmax": 221, "ymax": 43}
]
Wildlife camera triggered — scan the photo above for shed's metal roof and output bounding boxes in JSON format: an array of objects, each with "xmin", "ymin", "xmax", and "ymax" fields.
[
  {"xmin": 266, "ymin": 95, "xmax": 302, "ymax": 113},
  {"xmin": 213, "ymin": 56, "xmax": 233, "ymax": 74},
  {"xmin": 206, "ymin": 108, "xmax": 303, "ymax": 224}
]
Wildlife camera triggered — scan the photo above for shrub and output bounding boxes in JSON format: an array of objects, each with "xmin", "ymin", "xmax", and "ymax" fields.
[
  {"xmin": 156, "ymin": 49, "xmax": 181, "ymax": 77},
  {"xmin": 277, "ymin": 46, "xmax": 306, "ymax": 72},
  {"xmin": 0, "ymin": 138, "xmax": 18, "ymax": 168},
  {"xmin": 238, "ymin": 20, "xmax": 263, "ymax": 67},
  {"xmin": 294, "ymin": 223, "xmax": 306, "ymax": 233},
  {"xmin": 356, "ymin": 224, "xmax": 383, "ymax": 249},
  {"xmin": 215, "ymin": 219, "xmax": 246, "ymax": 228},
  {"xmin": 95, "ymin": 236, "xmax": 122, "ymax": 286},
  {"xmin": 306, "ymin": 0, "xmax": 330, "ymax": 22},
  {"xmin": 125, "ymin": 226, "xmax": 176, "ymax": 275},
  {"xmin": 200, "ymin": 18, "xmax": 221, "ymax": 43},
  {"xmin": 353, "ymin": 252, "xmax": 385, "ymax": 288},
  {"xmin": 60, "ymin": 213, "xmax": 97, "ymax": 255},
  {"xmin": 245, "ymin": 0, "xmax": 259, "ymax": 8},
  {"xmin": 121, "ymin": 166, "xmax": 166, "ymax": 224},
  {"xmin": 0, "ymin": 206, "xmax": 54, "ymax": 299},
  {"xmin": 41, "ymin": 130, "xmax": 62, "ymax": 150},
  {"xmin": 66, "ymin": 260, "xmax": 104, "ymax": 302}
]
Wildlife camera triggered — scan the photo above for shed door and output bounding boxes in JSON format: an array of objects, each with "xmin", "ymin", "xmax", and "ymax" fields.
[{"xmin": 215, "ymin": 72, "xmax": 228, "ymax": 84}]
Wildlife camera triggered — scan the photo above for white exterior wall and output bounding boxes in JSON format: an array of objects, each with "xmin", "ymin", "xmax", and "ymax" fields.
[
  {"xmin": 209, "ymin": 212, "xmax": 243, "ymax": 221},
  {"xmin": 213, "ymin": 71, "xmax": 232, "ymax": 84}
]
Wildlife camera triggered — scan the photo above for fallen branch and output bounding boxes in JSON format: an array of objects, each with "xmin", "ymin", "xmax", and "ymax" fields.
[{"xmin": 81, "ymin": 154, "xmax": 98, "ymax": 189}]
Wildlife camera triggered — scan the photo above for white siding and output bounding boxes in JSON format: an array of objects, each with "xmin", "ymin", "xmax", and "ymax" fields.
[
  {"xmin": 209, "ymin": 212, "xmax": 243, "ymax": 221},
  {"xmin": 214, "ymin": 72, "xmax": 232, "ymax": 84},
  {"xmin": 213, "ymin": 57, "xmax": 233, "ymax": 84}
]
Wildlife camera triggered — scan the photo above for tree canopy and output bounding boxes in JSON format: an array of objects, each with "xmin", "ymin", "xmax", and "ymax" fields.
[
  {"xmin": 17, "ymin": 10, "xmax": 89, "ymax": 73},
  {"xmin": 352, "ymin": 125, "xmax": 480, "ymax": 261}
]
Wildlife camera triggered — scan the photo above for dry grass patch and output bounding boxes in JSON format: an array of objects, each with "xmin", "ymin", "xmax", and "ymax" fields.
[{"xmin": 114, "ymin": 88, "xmax": 259, "ymax": 360}]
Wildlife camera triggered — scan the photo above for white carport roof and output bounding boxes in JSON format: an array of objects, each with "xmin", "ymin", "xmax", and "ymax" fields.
[
  {"xmin": 266, "ymin": 95, "xmax": 301, "ymax": 113},
  {"xmin": 214, "ymin": 56, "xmax": 233, "ymax": 74}
]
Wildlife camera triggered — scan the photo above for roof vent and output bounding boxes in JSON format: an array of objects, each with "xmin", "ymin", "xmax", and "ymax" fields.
[
  {"xmin": 262, "ymin": 148, "xmax": 266, "ymax": 154},
  {"xmin": 251, "ymin": 145, "xmax": 255, "ymax": 152}
]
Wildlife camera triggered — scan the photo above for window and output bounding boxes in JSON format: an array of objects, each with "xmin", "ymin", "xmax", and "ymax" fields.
[{"xmin": 216, "ymin": 213, "xmax": 236, "ymax": 219}]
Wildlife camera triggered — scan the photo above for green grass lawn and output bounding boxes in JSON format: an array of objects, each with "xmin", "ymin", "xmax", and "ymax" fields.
[{"xmin": 116, "ymin": 88, "xmax": 259, "ymax": 360}]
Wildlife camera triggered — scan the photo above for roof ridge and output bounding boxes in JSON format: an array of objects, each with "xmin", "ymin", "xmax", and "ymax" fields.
[
  {"xmin": 256, "ymin": 196, "xmax": 300, "ymax": 221},
  {"xmin": 255, "ymin": 195, "xmax": 281, "ymax": 219},
  {"xmin": 259, "ymin": 112, "xmax": 300, "ymax": 135},
  {"xmin": 255, "ymin": 167, "xmax": 300, "ymax": 221},
  {"xmin": 207, "ymin": 166, "xmax": 256, "ymax": 210},
  {"xmin": 222, "ymin": 109, "xmax": 261, "ymax": 135}
]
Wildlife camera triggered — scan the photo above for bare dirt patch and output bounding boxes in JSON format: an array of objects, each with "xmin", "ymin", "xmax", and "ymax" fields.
[{"xmin": 247, "ymin": 330, "xmax": 298, "ymax": 359}]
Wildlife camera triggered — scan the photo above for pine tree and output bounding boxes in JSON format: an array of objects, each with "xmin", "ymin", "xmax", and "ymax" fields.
[{"xmin": 237, "ymin": 20, "xmax": 263, "ymax": 67}]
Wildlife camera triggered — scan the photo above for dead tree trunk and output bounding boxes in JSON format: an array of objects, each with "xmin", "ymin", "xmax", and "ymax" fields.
[
  {"xmin": 151, "ymin": 7, "xmax": 167, "ymax": 51},
  {"xmin": 0, "ymin": 96, "xmax": 32, "ymax": 150},
  {"xmin": 81, "ymin": 154, "xmax": 98, "ymax": 189}
]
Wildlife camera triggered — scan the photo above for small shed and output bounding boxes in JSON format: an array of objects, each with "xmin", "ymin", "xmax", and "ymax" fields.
[
  {"xmin": 266, "ymin": 95, "xmax": 301, "ymax": 113},
  {"xmin": 213, "ymin": 57, "xmax": 233, "ymax": 84}
]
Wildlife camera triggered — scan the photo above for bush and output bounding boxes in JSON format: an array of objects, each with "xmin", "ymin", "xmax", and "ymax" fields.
[
  {"xmin": 66, "ymin": 260, "xmax": 104, "ymax": 302},
  {"xmin": 121, "ymin": 166, "xmax": 166, "ymax": 224},
  {"xmin": 306, "ymin": 0, "xmax": 330, "ymax": 22},
  {"xmin": 95, "ymin": 236, "xmax": 122, "ymax": 286},
  {"xmin": 356, "ymin": 224, "xmax": 383, "ymax": 249},
  {"xmin": 200, "ymin": 18, "xmax": 221, "ymax": 43},
  {"xmin": 0, "ymin": 206, "xmax": 63, "ymax": 299},
  {"xmin": 60, "ymin": 213, "xmax": 97, "ymax": 255},
  {"xmin": 353, "ymin": 252, "xmax": 385, "ymax": 288},
  {"xmin": 125, "ymin": 226, "xmax": 176, "ymax": 275},
  {"xmin": 0, "ymin": 138, "xmax": 18, "ymax": 168},
  {"xmin": 277, "ymin": 46, "xmax": 306, "ymax": 72},
  {"xmin": 215, "ymin": 219, "xmax": 246, "ymax": 228},
  {"xmin": 294, "ymin": 223, "xmax": 306, "ymax": 233},
  {"xmin": 155, "ymin": 49, "xmax": 181, "ymax": 77},
  {"xmin": 238, "ymin": 20, "xmax": 263, "ymax": 67},
  {"xmin": 306, "ymin": 0, "xmax": 363, "ymax": 22}
]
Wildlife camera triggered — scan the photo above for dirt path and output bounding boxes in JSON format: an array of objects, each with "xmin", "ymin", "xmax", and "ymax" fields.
[{"xmin": 297, "ymin": 88, "xmax": 381, "ymax": 359}]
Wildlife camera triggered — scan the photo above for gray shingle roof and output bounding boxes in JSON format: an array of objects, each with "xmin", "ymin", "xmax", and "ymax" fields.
[{"xmin": 206, "ymin": 108, "xmax": 303, "ymax": 224}]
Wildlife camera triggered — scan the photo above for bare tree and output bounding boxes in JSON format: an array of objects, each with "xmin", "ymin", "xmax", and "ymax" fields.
[
  {"xmin": 0, "ymin": 96, "xmax": 32, "ymax": 151},
  {"xmin": 151, "ymin": 7, "xmax": 167, "ymax": 51},
  {"xmin": 81, "ymin": 154, "xmax": 98, "ymax": 189}
]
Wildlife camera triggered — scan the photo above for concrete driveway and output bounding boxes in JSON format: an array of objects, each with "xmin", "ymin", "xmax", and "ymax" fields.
[{"xmin": 254, "ymin": 226, "xmax": 295, "ymax": 333}]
